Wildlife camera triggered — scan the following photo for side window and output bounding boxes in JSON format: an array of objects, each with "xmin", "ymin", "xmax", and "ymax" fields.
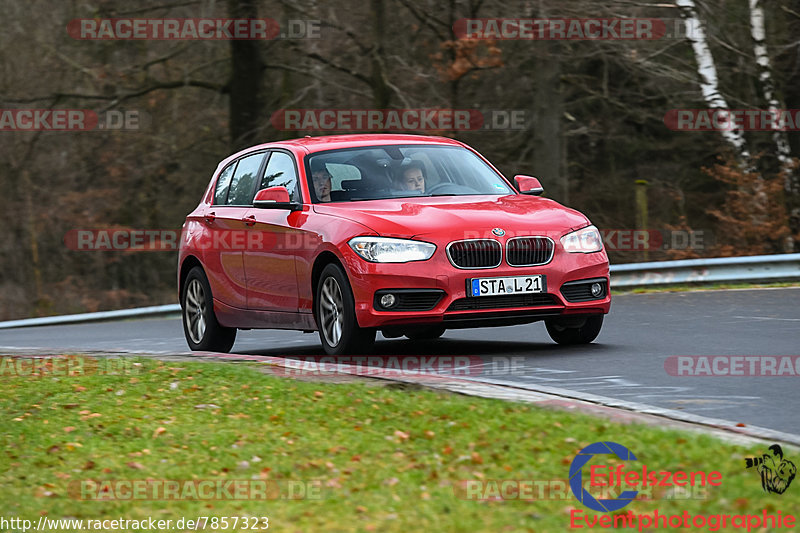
[
  {"xmin": 260, "ymin": 152, "xmax": 299, "ymax": 202},
  {"xmin": 226, "ymin": 153, "xmax": 265, "ymax": 205},
  {"xmin": 212, "ymin": 163, "xmax": 236, "ymax": 205}
]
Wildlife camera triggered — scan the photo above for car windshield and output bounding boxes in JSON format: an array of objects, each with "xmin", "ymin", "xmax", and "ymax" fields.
[{"xmin": 305, "ymin": 145, "xmax": 515, "ymax": 203}]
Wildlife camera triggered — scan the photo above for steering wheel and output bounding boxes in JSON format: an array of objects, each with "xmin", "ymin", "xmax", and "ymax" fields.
[{"xmin": 425, "ymin": 182, "xmax": 476, "ymax": 195}]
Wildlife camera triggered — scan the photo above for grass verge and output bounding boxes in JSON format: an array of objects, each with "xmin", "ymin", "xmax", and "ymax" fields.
[{"xmin": 1, "ymin": 356, "xmax": 798, "ymax": 532}]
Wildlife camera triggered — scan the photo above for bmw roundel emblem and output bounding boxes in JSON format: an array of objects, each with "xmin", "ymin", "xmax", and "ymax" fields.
[{"xmin": 492, "ymin": 228, "xmax": 505, "ymax": 237}]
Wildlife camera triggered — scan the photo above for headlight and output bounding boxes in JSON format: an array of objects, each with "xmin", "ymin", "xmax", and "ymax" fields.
[
  {"xmin": 561, "ymin": 225, "xmax": 603, "ymax": 253},
  {"xmin": 348, "ymin": 237, "xmax": 436, "ymax": 263}
]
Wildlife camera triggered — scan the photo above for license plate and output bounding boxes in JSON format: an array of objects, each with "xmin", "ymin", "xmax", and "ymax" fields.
[{"xmin": 468, "ymin": 275, "xmax": 545, "ymax": 297}]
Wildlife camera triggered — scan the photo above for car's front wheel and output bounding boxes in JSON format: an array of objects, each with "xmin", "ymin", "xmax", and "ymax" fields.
[
  {"xmin": 316, "ymin": 263, "xmax": 376, "ymax": 355},
  {"xmin": 182, "ymin": 266, "xmax": 236, "ymax": 352},
  {"xmin": 545, "ymin": 315, "xmax": 603, "ymax": 345}
]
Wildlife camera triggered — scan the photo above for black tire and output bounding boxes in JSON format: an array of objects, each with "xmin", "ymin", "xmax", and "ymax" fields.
[
  {"xmin": 181, "ymin": 266, "xmax": 236, "ymax": 352},
  {"xmin": 545, "ymin": 315, "xmax": 604, "ymax": 345},
  {"xmin": 315, "ymin": 263, "xmax": 376, "ymax": 355},
  {"xmin": 405, "ymin": 326, "xmax": 446, "ymax": 340}
]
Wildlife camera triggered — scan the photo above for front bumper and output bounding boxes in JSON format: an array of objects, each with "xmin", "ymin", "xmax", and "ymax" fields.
[{"xmin": 343, "ymin": 245, "xmax": 611, "ymax": 329}]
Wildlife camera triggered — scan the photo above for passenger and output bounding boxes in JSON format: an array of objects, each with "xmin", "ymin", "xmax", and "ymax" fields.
[{"xmin": 397, "ymin": 162, "xmax": 426, "ymax": 193}]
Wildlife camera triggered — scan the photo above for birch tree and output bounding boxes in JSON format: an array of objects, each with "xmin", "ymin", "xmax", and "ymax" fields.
[
  {"xmin": 748, "ymin": 0, "xmax": 793, "ymax": 175},
  {"xmin": 676, "ymin": 0, "xmax": 750, "ymax": 161},
  {"xmin": 748, "ymin": 0, "xmax": 799, "ymax": 249}
]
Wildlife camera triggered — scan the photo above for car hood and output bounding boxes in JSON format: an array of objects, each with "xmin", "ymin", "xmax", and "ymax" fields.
[{"xmin": 312, "ymin": 195, "xmax": 590, "ymax": 240}]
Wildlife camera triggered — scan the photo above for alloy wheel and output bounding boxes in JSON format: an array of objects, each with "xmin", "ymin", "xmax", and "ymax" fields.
[
  {"xmin": 185, "ymin": 278, "xmax": 206, "ymax": 344},
  {"xmin": 319, "ymin": 276, "xmax": 344, "ymax": 347}
]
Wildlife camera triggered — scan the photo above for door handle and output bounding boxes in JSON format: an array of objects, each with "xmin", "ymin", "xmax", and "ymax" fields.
[
  {"xmin": 204, "ymin": 212, "xmax": 216, "ymax": 223},
  {"xmin": 243, "ymin": 215, "xmax": 257, "ymax": 227}
]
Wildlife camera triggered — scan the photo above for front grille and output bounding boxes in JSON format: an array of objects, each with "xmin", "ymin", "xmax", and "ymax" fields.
[
  {"xmin": 506, "ymin": 237, "xmax": 554, "ymax": 266},
  {"xmin": 374, "ymin": 290, "xmax": 444, "ymax": 311},
  {"xmin": 447, "ymin": 293, "xmax": 558, "ymax": 311},
  {"xmin": 447, "ymin": 239, "xmax": 502, "ymax": 269},
  {"xmin": 560, "ymin": 278, "xmax": 607, "ymax": 302}
]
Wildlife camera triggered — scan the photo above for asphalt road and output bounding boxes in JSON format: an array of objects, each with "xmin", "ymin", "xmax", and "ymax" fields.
[{"xmin": 2, "ymin": 288, "xmax": 798, "ymax": 436}]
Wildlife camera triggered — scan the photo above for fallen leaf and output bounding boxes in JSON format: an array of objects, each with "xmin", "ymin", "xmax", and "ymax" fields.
[
  {"xmin": 394, "ymin": 430, "xmax": 410, "ymax": 441},
  {"xmin": 126, "ymin": 462, "xmax": 144, "ymax": 470},
  {"xmin": 152, "ymin": 427, "xmax": 166, "ymax": 438}
]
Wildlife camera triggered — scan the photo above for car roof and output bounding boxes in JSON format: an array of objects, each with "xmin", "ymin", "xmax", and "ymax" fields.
[{"xmin": 243, "ymin": 134, "xmax": 466, "ymax": 154}]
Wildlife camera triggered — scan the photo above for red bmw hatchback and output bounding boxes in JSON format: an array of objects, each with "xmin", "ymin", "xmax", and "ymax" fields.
[{"xmin": 178, "ymin": 134, "xmax": 610, "ymax": 355}]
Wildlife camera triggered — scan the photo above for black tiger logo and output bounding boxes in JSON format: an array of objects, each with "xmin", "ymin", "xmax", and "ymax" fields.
[{"xmin": 745, "ymin": 444, "xmax": 796, "ymax": 495}]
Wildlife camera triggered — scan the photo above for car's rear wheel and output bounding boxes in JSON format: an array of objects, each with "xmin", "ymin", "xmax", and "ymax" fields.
[
  {"xmin": 316, "ymin": 264, "xmax": 376, "ymax": 355},
  {"xmin": 182, "ymin": 266, "xmax": 236, "ymax": 352},
  {"xmin": 405, "ymin": 326, "xmax": 446, "ymax": 340},
  {"xmin": 545, "ymin": 315, "xmax": 603, "ymax": 345}
]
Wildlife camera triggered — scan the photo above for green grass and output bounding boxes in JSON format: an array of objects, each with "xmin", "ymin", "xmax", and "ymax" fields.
[{"xmin": 1, "ymin": 356, "xmax": 798, "ymax": 532}]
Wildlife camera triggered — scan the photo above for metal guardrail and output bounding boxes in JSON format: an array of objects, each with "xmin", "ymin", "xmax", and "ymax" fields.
[
  {"xmin": 0, "ymin": 254, "xmax": 798, "ymax": 329},
  {"xmin": 610, "ymin": 253, "xmax": 800, "ymax": 288},
  {"xmin": 0, "ymin": 304, "xmax": 180, "ymax": 330}
]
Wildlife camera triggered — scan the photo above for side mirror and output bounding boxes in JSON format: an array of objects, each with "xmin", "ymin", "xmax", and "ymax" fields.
[
  {"xmin": 514, "ymin": 175, "xmax": 544, "ymax": 196},
  {"xmin": 253, "ymin": 187, "xmax": 301, "ymax": 210}
]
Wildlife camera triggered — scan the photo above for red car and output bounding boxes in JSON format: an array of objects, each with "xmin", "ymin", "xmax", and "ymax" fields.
[{"xmin": 178, "ymin": 134, "xmax": 610, "ymax": 355}]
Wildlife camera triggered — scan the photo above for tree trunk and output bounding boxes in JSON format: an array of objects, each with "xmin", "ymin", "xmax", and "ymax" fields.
[
  {"xmin": 676, "ymin": 0, "xmax": 750, "ymax": 161},
  {"xmin": 228, "ymin": 0, "xmax": 264, "ymax": 150},
  {"xmin": 531, "ymin": 41, "xmax": 564, "ymax": 202},
  {"xmin": 370, "ymin": 0, "xmax": 392, "ymax": 109},
  {"xmin": 748, "ymin": 0, "xmax": 799, "ymax": 250}
]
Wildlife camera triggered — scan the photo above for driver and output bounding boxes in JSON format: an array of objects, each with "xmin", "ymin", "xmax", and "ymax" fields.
[
  {"xmin": 396, "ymin": 162, "xmax": 426, "ymax": 193},
  {"xmin": 310, "ymin": 163, "xmax": 333, "ymax": 202}
]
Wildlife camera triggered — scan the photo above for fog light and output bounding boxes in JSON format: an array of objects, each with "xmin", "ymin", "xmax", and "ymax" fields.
[
  {"xmin": 590, "ymin": 283, "xmax": 603, "ymax": 297},
  {"xmin": 380, "ymin": 294, "xmax": 397, "ymax": 308}
]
